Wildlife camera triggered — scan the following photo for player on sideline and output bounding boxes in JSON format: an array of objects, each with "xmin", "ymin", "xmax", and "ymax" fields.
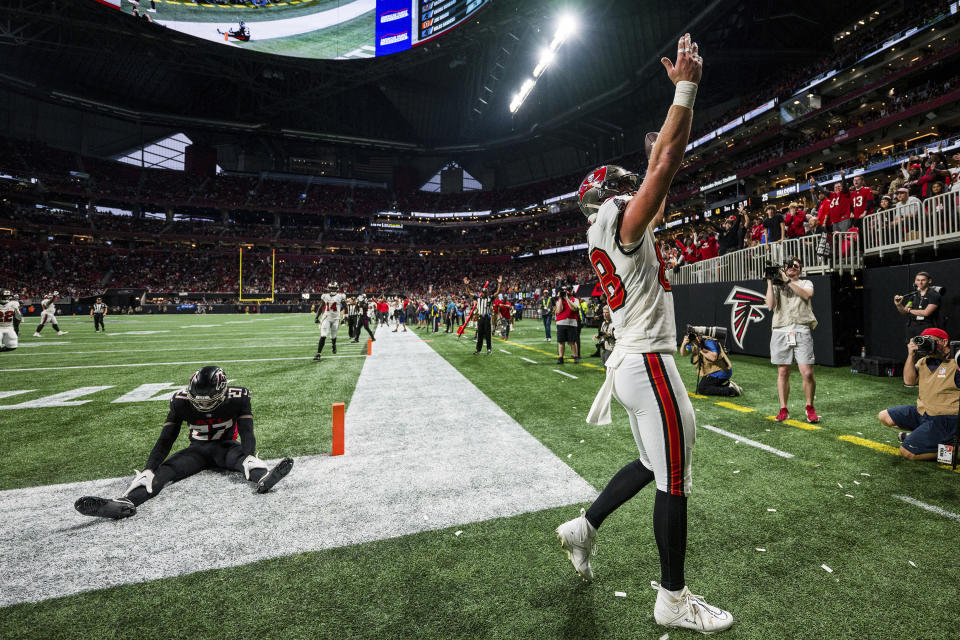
[
  {"xmin": 555, "ymin": 34, "xmax": 733, "ymax": 634},
  {"xmin": 75, "ymin": 366, "xmax": 294, "ymax": 519},
  {"xmin": 1, "ymin": 289, "xmax": 22, "ymax": 352},
  {"xmin": 314, "ymin": 281, "xmax": 346, "ymax": 361},
  {"xmin": 33, "ymin": 291, "xmax": 67, "ymax": 336}
]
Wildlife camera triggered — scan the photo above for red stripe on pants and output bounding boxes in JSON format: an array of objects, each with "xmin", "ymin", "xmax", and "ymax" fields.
[{"xmin": 645, "ymin": 354, "xmax": 683, "ymax": 495}]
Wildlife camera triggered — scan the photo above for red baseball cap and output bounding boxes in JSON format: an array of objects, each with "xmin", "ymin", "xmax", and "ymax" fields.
[{"xmin": 921, "ymin": 328, "xmax": 949, "ymax": 342}]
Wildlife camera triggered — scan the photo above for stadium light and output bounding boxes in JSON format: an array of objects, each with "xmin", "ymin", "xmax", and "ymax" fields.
[{"xmin": 509, "ymin": 13, "xmax": 578, "ymax": 113}]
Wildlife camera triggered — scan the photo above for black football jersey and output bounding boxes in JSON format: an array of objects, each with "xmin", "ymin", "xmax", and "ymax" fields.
[{"xmin": 166, "ymin": 386, "xmax": 252, "ymax": 443}]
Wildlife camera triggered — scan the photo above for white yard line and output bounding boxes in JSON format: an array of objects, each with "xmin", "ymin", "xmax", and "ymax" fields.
[
  {"xmin": 700, "ymin": 424, "xmax": 795, "ymax": 459},
  {"xmin": 3, "ymin": 344, "xmax": 365, "ymax": 358},
  {"xmin": 0, "ymin": 355, "xmax": 366, "ymax": 372},
  {"xmin": 520, "ymin": 357, "xmax": 537, "ymax": 364},
  {"xmin": 0, "ymin": 327, "xmax": 596, "ymax": 606},
  {"xmin": 893, "ymin": 495, "xmax": 960, "ymax": 522},
  {"xmin": 157, "ymin": 0, "xmax": 375, "ymax": 42},
  {"xmin": 499, "ymin": 349, "xmax": 511, "ymax": 354},
  {"xmin": 552, "ymin": 369, "xmax": 578, "ymax": 379}
]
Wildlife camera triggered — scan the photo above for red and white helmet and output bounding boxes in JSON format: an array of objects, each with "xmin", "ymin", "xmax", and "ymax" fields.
[{"xmin": 577, "ymin": 165, "xmax": 640, "ymax": 221}]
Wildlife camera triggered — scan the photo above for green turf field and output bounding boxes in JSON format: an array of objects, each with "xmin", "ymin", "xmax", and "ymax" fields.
[
  {"xmin": 122, "ymin": 0, "xmax": 339, "ymax": 24},
  {"xmin": 234, "ymin": 10, "xmax": 373, "ymax": 58},
  {"xmin": 1, "ymin": 314, "xmax": 958, "ymax": 639}
]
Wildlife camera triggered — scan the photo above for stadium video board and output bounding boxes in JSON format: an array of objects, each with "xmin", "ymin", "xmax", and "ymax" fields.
[{"xmin": 95, "ymin": 0, "xmax": 488, "ymax": 60}]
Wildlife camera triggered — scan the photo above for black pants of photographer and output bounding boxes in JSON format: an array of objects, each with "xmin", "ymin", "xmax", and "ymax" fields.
[
  {"xmin": 475, "ymin": 315, "xmax": 492, "ymax": 353},
  {"xmin": 696, "ymin": 375, "xmax": 739, "ymax": 397}
]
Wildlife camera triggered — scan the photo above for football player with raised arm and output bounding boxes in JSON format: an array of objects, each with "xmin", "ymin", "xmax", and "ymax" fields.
[
  {"xmin": 74, "ymin": 366, "xmax": 294, "ymax": 519},
  {"xmin": 555, "ymin": 34, "xmax": 734, "ymax": 634},
  {"xmin": 314, "ymin": 281, "xmax": 346, "ymax": 361},
  {"xmin": 33, "ymin": 291, "xmax": 67, "ymax": 336}
]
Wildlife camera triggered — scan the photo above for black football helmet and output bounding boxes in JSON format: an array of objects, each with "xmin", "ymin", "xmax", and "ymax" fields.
[
  {"xmin": 187, "ymin": 366, "xmax": 228, "ymax": 412},
  {"xmin": 577, "ymin": 165, "xmax": 641, "ymax": 220}
]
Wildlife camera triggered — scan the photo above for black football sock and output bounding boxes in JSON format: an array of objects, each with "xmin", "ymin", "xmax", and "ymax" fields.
[
  {"xmin": 317, "ymin": 337, "xmax": 326, "ymax": 353},
  {"xmin": 653, "ymin": 489, "xmax": 688, "ymax": 591},
  {"xmin": 585, "ymin": 459, "xmax": 654, "ymax": 529},
  {"xmin": 331, "ymin": 338, "xmax": 337, "ymax": 352},
  {"xmin": 52, "ymin": 324, "xmax": 60, "ymax": 332},
  {"xmin": 36, "ymin": 325, "xmax": 44, "ymax": 334}
]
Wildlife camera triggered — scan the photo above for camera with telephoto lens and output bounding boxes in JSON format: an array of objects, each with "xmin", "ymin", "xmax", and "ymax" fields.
[
  {"xmin": 912, "ymin": 335, "xmax": 939, "ymax": 358},
  {"xmin": 687, "ymin": 325, "xmax": 728, "ymax": 347},
  {"xmin": 764, "ymin": 263, "xmax": 786, "ymax": 286}
]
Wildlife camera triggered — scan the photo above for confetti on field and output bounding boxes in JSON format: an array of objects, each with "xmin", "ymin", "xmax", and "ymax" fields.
[
  {"xmin": 854, "ymin": 481, "xmax": 860, "ymax": 485},
  {"xmin": 845, "ymin": 494, "xmax": 854, "ymax": 498},
  {"xmin": 755, "ymin": 548, "xmax": 766, "ymax": 552},
  {"xmin": 567, "ymin": 453, "xmax": 573, "ymax": 458},
  {"xmin": 423, "ymin": 515, "xmax": 429, "ymax": 521},
  {"xmin": 580, "ymin": 439, "xmax": 585, "ymax": 443},
  {"xmin": 837, "ymin": 483, "xmax": 844, "ymax": 488},
  {"xmin": 909, "ymin": 561, "xmax": 916, "ymax": 567},
  {"xmin": 614, "ymin": 591, "xmax": 627, "ymax": 598},
  {"xmin": 821, "ymin": 564, "xmax": 833, "ymax": 573},
  {"xmin": 861, "ymin": 473, "xmax": 871, "ymax": 476},
  {"xmin": 767, "ymin": 508, "xmax": 777, "ymax": 512},
  {"xmin": 455, "ymin": 530, "xmax": 462, "ymax": 536},
  {"xmin": 660, "ymin": 634, "xmax": 670, "ymax": 640},
  {"xmin": 733, "ymin": 470, "xmax": 740, "ymax": 474},
  {"xmin": 765, "ymin": 429, "xmax": 771, "ymax": 432},
  {"xmin": 856, "ymin": 431, "xmax": 863, "ymax": 435},
  {"xmin": 734, "ymin": 440, "xmax": 740, "ymax": 444}
]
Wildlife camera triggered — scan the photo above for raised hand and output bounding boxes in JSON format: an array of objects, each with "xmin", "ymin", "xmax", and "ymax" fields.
[{"xmin": 660, "ymin": 33, "xmax": 702, "ymax": 86}]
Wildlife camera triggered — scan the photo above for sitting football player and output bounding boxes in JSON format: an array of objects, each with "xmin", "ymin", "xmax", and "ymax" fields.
[{"xmin": 75, "ymin": 366, "xmax": 294, "ymax": 519}]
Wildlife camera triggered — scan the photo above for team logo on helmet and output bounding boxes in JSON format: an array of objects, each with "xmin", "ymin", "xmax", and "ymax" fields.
[{"xmin": 578, "ymin": 165, "xmax": 640, "ymax": 219}]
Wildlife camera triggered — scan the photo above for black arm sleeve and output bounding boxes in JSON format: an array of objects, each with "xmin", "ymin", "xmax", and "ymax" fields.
[
  {"xmin": 145, "ymin": 424, "xmax": 181, "ymax": 471},
  {"xmin": 237, "ymin": 417, "xmax": 256, "ymax": 457}
]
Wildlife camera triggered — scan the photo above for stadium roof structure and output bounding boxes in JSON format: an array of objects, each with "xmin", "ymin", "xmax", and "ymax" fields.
[{"xmin": 0, "ymin": 0, "xmax": 870, "ymax": 185}]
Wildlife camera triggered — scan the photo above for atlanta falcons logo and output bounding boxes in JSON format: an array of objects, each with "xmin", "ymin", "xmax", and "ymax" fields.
[{"xmin": 724, "ymin": 286, "xmax": 767, "ymax": 348}]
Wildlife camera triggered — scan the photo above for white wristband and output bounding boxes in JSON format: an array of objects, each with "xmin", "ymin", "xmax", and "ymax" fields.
[{"xmin": 673, "ymin": 81, "xmax": 698, "ymax": 110}]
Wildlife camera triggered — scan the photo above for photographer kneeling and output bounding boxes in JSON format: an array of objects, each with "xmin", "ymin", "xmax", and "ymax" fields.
[
  {"xmin": 680, "ymin": 326, "xmax": 743, "ymax": 397},
  {"xmin": 878, "ymin": 328, "xmax": 959, "ymax": 461}
]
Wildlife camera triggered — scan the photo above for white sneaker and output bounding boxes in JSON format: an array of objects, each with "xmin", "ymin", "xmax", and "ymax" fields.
[
  {"xmin": 728, "ymin": 381, "xmax": 743, "ymax": 396},
  {"xmin": 556, "ymin": 508, "xmax": 597, "ymax": 581},
  {"xmin": 652, "ymin": 581, "xmax": 734, "ymax": 634},
  {"xmin": 58, "ymin": 330, "xmax": 68, "ymax": 336},
  {"xmin": 33, "ymin": 332, "xmax": 41, "ymax": 337}
]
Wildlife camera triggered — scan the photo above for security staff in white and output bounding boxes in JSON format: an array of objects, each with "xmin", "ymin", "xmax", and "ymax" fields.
[
  {"xmin": 765, "ymin": 257, "xmax": 819, "ymax": 424},
  {"xmin": 554, "ymin": 34, "xmax": 732, "ymax": 635}
]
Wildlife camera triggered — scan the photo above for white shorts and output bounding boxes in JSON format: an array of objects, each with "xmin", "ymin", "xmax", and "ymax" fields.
[
  {"xmin": 40, "ymin": 311, "xmax": 57, "ymax": 325},
  {"xmin": 611, "ymin": 353, "xmax": 695, "ymax": 496},
  {"xmin": 770, "ymin": 328, "xmax": 815, "ymax": 365},
  {"xmin": 320, "ymin": 315, "xmax": 340, "ymax": 338},
  {"xmin": 0, "ymin": 326, "xmax": 17, "ymax": 349}
]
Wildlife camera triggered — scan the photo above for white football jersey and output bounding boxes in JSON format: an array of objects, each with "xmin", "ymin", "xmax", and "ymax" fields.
[
  {"xmin": 0, "ymin": 300, "xmax": 20, "ymax": 327},
  {"xmin": 586, "ymin": 195, "xmax": 675, "ymax": 353},
  {"xmin": 320, "ymin": 292, "xmax": 346, "ymax": 318},
  {"xmin": 41, "ymin": 298, "xmax": 56, "ymax": 316}
]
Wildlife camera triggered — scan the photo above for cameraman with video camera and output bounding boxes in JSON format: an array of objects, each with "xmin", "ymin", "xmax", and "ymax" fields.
[
  {"xmin": 680, "ymin": 326, "xmax": 742, "ymax": 396},
  {"xmin": 592, "ymin": 305, "xmax": 616, "ymax": 365},
  {"xmin": 878, "ymin": 328, "xmax": 959, "ymax": 461},
  {"xmin": 765, "ymin": 256, "xmax": 820, "ymax": 423},
  {"xmin": 894, "ymin": 271, "xmax": 941, "ymax": 346}
]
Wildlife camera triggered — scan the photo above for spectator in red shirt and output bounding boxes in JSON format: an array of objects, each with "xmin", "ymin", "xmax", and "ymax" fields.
[
  {"xmin": 811, "ymin": 172, "xmax": 852, "ymax": 232},
  {"xmin": 698, "ymin": 231, "xmax": 719, "ymax": 260},
  {"xmin": 849, "ymin": 175, "xmax": 874, "ymax": 225},
  {"xmin": 784, "ymin": 202, "xmax": 807, "ymax": 238}
]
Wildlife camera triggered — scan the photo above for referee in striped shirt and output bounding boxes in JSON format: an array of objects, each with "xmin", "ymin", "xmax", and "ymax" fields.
[
  {"xmin": 473, "ymin": 275, "xmax": 502, "ymax": 355},
  {"xmin": 91, "ymin": 298, "xmax": 107, "ymax": 333}
]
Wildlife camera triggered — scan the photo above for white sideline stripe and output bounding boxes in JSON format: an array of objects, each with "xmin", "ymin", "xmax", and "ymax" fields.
[
  {"xmin": 0, "ymin": 326, "xmax": 596, "ymax": 606},
  {"xmin": 499, "ymin": 349, "xmax": 511, "ymax": 354},
  {"xmin": 0, "ymin": 355, "xmax": 366, "ymax": 372},
  {"xmin": 520, "ymin": 357, "xmax": 537, "ymax": 364},
  {"xmin": 701, "ymin": 424, "xmax": 795, "ymax": 459},
  {"xmin": 553, "ymin": 369, "xmax": 578, "ymax": 379},
  {"xmin": 893, "ymin": 495, "xmax": 960, "ymax": 522},
  {"xmin": 3, "ymin": 345, "xmax": 365, "ymax": 358},
  {"xmin": 156, "ymin": 0, "xmax": 375, "ymax": 42}
]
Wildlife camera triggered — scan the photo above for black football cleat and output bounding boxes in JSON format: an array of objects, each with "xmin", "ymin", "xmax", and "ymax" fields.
[
  {"xmin": 332, "ymin": 344, "xmax": 337, "ymax": 354},
  {"xmin": 313, "ymin": 353, "xmax": 322, "ymax": 361},
  {"xmin": 256, "ymin": 457, "xmax": 294, "ymax": 494},
  {"xmin": 75, "ymin": 496, "xmax": 136, "ymax": 519}
]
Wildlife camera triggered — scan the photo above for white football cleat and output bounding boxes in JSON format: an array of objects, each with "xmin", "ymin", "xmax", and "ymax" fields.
[
  {"xmin": 728, "ymin": 381, "xmax": 743, "ymax": 396},
  {"xmin": 556, "ymin": 508, "xmax": 597, "ymax": 581},
  {"xmin": 652, "ymin": 581, "xmax": 734, "ymax": 634},
  {"xmin": 58, "ymin": 330, "xmax": 68, "ymax": 336},
  {"xmin": 33, "ymin": 332, "xmax": 41, "ymax": 337}
]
